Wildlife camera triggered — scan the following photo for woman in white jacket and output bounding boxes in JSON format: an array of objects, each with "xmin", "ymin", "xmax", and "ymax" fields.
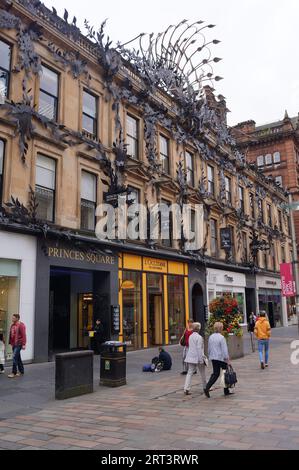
[{"xmin": 184, "ymin": 323, "xmax": 207, "ymax": 395}]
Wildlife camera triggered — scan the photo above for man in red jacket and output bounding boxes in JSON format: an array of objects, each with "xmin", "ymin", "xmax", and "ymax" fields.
[{"xmin": 8, "ymin": 314, "xmax": 26, "ymax": 378}]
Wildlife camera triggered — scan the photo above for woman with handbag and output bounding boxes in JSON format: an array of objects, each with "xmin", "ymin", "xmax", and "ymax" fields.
[
  {"xmin": 180, "ymin": 319, "xmax": 194, "ymax": 375},
  {"xmin": 184, "ymin": 323, "xmax": 207, "ymax": 395}
]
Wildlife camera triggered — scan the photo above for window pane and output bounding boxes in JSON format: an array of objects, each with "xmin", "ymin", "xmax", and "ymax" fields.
[
  {"xmin": 36, "ymin": 186, "xmax": 54, "ymax": 221},
  {"xmin": 161, "ymin": 154, "xmax": 169, "ymax": 174},
  {"xmin": 128, "ymin": 187, "xmax": 139, "ymax": 205},
  {"xmin": 257, "ymin": 156, "xmax": 264, "ymax": 167},
  {"xmin": 0, "ymin": 262, "xmax": 20, "ymax": 360},
  {"xmin": 83, "ymin": 91, "xmax": 96, "ymax": 117},
  {"xmin": 127, "ymin": 115, "xmax": 138, "ymax": 138},
  {"xmin": 160, "ymin": 136, "xmax": 168, "ymax": 156},
  {"xmin": 0, "ymin": 140, "xmax": 4, "ymax": 175},
  {"xmin": 0, "ymin": 70, "xmax": 9, "ymax": 98},
  {"xmin": 39, "ymin": 91, "xmax": 57, "ymax": 120},
  {"xmin": 122, "ymin": 271, "xmax": 142, "ymax": 350},
  {"xmin": 0, "ymin": 40, "xmax": 11, "ymax": 71},
  {"xmin": 275, "ymin": 176, "xmax": 283, "ymax": 187},
  {"xmin": 36, "ymin": 155, "xmax": 55, "ymax": 190},
  {"xmin": 273, "ymin": 152, "xmax": 281, "ymax": 163},
  {"xmin": 81, "ymin": 199, "xmax": 95, "ymax": 230},
  {"xmin": 265, "ymin": 154, "xmax": 272, "ymax": 165},
  {"xmin": 127, "ymin": 136, "xmax": 138, "ymax": 160},
  {"xmin": 82, "ymin": 114, "xmax": 96, "ymax": 135},
  {"xmin": 81, "ymin": 171, "xmax": 96, "ymax": 202},
  {"xmin": 168, "ymin": 276, "xmax": 185, "ymax": 345},
  {"xmin": 185, "ymin": 152, "xmax": 193, "ymax": 170},
  {"xmin": 40, "ymin": 65, "xmax": 58, "ymax": 96}
]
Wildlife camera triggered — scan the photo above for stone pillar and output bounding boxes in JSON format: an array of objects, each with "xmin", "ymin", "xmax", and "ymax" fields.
[{"xmin": 281, "ymin": 296, "xmax": 289, "ymax": 327}]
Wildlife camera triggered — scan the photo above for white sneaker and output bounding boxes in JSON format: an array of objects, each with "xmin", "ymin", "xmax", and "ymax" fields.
[{"xmin": 0, "ymin": 370, "xmax": 5, "ymax": 374}]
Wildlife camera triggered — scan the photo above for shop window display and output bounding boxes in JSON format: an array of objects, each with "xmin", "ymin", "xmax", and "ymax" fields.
[
  {"xmin": 122, "ymin": 271, "xmax": 142, "ymax": 350},
  {"xmin": 168, "ymin": 276, "xmax": 185, "ymax": 344},
  {"xmin": 0, "ymin": 260, "xmax": 20, "ymax": 360}
]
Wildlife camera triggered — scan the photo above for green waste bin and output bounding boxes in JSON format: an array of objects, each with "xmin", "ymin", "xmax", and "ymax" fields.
[{"xmin": 100, "ymin": 342, "xmax": 127, "ymax": 387}]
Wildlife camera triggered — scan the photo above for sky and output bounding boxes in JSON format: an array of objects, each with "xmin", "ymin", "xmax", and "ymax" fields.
[{"xmin": 43, "ymin": 0, "xmax": 299, "ymax": 126}]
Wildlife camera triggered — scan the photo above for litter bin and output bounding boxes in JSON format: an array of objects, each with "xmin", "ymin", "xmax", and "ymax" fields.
[{"xmin": 100, "ymin": 342, "xmax": 127, "ymax": 387}]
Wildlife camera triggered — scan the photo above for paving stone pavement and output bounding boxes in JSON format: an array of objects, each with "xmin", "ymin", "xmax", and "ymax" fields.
[{"xmin": 0, "ymin": 327, "xmax": 299, "ymax": 450}]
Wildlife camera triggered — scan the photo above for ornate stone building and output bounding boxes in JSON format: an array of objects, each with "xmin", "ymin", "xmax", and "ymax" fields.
[
  {"xmin": 0, "ymin": 0, "xmax": 293, "ymax": 362},
  {"xmin": 232, "ymin": 113, "xmax": 299, "ymax": 255}
]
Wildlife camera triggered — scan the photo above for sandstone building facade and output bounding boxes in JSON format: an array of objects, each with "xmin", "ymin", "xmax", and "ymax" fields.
[{"xmin": 0, "ymin": 0, "xmax": 293, "ymax": 362}]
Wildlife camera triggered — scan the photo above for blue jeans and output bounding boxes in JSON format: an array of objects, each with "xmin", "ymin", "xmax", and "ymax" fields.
[
  {"xmin": 258, "ymin": 340, "xmax": 269, "ymax": 364},
  {"xmin": 12, "ymin": 346, "xmax": 24, "ymax": 375}
]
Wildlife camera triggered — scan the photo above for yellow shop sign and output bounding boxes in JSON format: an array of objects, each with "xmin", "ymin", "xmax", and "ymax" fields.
[{"xmin": 143, "ymin": 257, "xmax": 167, "ymax": 273}]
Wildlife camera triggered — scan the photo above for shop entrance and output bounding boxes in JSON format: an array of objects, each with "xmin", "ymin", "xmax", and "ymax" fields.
[
  {"xmin": 192, "ymin": 283, "xmax": 205, "ymax": 333},
  {"xmin": 148, "ymin": 294, "xmax": 164, "ymax": 346},
  {"xmin": 49, "ymin": 268, "xmax": 110, "ymax": 357},
  {"xmin": 147, "ymin": 273, "xmax": 164, "ymax": 347},
  {"xmin": 268, "ymin": 302, "xmax": 275, "ymax": 328}
]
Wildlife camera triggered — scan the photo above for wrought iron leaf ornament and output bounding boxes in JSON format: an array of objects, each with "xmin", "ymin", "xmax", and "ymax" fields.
[{"xmin": 117, "ymin": 20, "xmax": 222, "ymax": 100}]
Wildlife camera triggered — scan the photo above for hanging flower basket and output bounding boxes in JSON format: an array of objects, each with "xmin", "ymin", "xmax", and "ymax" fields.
[{"xmin": 205, "ymin": 295, "xmax": 244, "ymax": 359}]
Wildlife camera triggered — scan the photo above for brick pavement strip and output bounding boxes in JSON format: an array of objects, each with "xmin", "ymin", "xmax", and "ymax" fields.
[{"xmin": 0, "ymin": 328, "xmax": 299, "ymax": 450}]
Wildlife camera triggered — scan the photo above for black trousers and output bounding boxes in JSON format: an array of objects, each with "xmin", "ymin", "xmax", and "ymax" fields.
[{"xmin": 206, "ymin": 360, "xmax": 228, "ymax": 394}]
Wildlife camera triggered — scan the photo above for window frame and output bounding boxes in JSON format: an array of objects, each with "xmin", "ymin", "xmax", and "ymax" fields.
[
  {"xmin": 225, "ymin": 176, "xmax": 232, "ymax": 204},
  {"xmin": 35, "ymin": 154, "xmax": 56, "ymax": 223},
  {"xmin": 267, "ymin": 203, "xmax": 272, "ymax": 227},
  {"xmin": 160, "ymin": 198, "xmax": 173, "ymax": 248},
  {"xmin": 239, "ymin": 186, "xmax": 245, "ymax": 213},
  {"xmin": 207, "ymin": 165, "xmax": 215, "ymax": 195},
  {"xmin": 257, "ymin": 155, "xmax": 264, "ymax": 167},
  {"xmin": 0, "ymin": 139, "xmax": 5, "ymax": 206},
  {"xmin": 160, "ymin": 135, "xmax": 170, "ymax": 175},
  {"xmin": 80, "ymin": 170, "xmax": 97, "ymax": 231},
  {"xmin": 210, "ymin": 218, "xmax": 218, "ymax": 257},
  {"xmin": 0, "ymin": 38, "xmax": 12, "ymax": 100},
  {"xmin": 39, "ymin": 64, "xmax": 59, "ymax": 121},
  {"xmin": 249, "ymin": 192, "xmax": 255, "ymax": 219},
  {"xmin": 273, "ymin": 152, "xmax": 281, "ymax": 164},
  {"xmin": 82, "ymin": 90, "xmax": 98, "ymax": 139},
  {"xmin": 126, "ymin": 114, "xmax": 140, "ymax": 160},
  {"xmin": 185, "ymin": 150, "xmax": 194, "ymax": 187}
]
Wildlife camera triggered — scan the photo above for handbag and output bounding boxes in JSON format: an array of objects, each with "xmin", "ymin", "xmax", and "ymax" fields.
[
  {"xmin": 224, "ymin": 365, "xmax": 238, "ymax": 388},
  {"xmin": 179, "ymin": 330, "xmax": 186, "ymax": 347}
]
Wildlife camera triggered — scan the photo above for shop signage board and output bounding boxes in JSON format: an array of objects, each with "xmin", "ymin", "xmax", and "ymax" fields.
[
  {"xmin": 47, "ymin": 247, "xmax": 116, "ymax": 265},
  {"xmin": 143, "ymin": 257, "xmax": 168, "ymax": 273},
  {"xmin": 280, "ymin": 263, "xmax": 296, "ymax": 297}
]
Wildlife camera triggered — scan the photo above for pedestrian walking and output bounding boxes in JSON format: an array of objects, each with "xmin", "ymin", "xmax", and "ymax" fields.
[
  {"xmin": 254, "ymin": 311, "xmax": 271, "ymax": 369},
  {"xmin": 0, "ymin": 333, "xmax": 5, "ymax": 374},
  {"xmin": 184, "ymin": 323, "xmax": 207, "ymax": 396},
  {"xmin": 180, "ymin": 319, "xmax": 194, "ymax": 375},
  {"xmin": 8, "ymin": 314, "xmax": 26, "ymax": 378},
  {"xmin": 204, "ymin": 322, "xmax": 232, "ymax": 398}
]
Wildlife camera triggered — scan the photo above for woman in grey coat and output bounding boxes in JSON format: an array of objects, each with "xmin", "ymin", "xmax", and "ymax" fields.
[{"xmin": 184, "ymin": 323, "xmax": 207, "ymax": 395}]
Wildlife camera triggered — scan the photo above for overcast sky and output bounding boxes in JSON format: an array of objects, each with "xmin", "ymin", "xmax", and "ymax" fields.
[{"xmin": 43, "ymin": 0, "xmax": 299, "ymax": 126}]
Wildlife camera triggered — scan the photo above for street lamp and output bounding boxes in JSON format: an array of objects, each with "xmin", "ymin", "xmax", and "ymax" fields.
[{"xmin": 285, "ymin": 194, "xmax": 299, "ymax": 334}]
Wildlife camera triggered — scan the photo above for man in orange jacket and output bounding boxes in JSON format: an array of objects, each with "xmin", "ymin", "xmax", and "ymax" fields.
[{"xmin": 254, "ymin": 311, "xmax": 271, "ymax": 370}]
